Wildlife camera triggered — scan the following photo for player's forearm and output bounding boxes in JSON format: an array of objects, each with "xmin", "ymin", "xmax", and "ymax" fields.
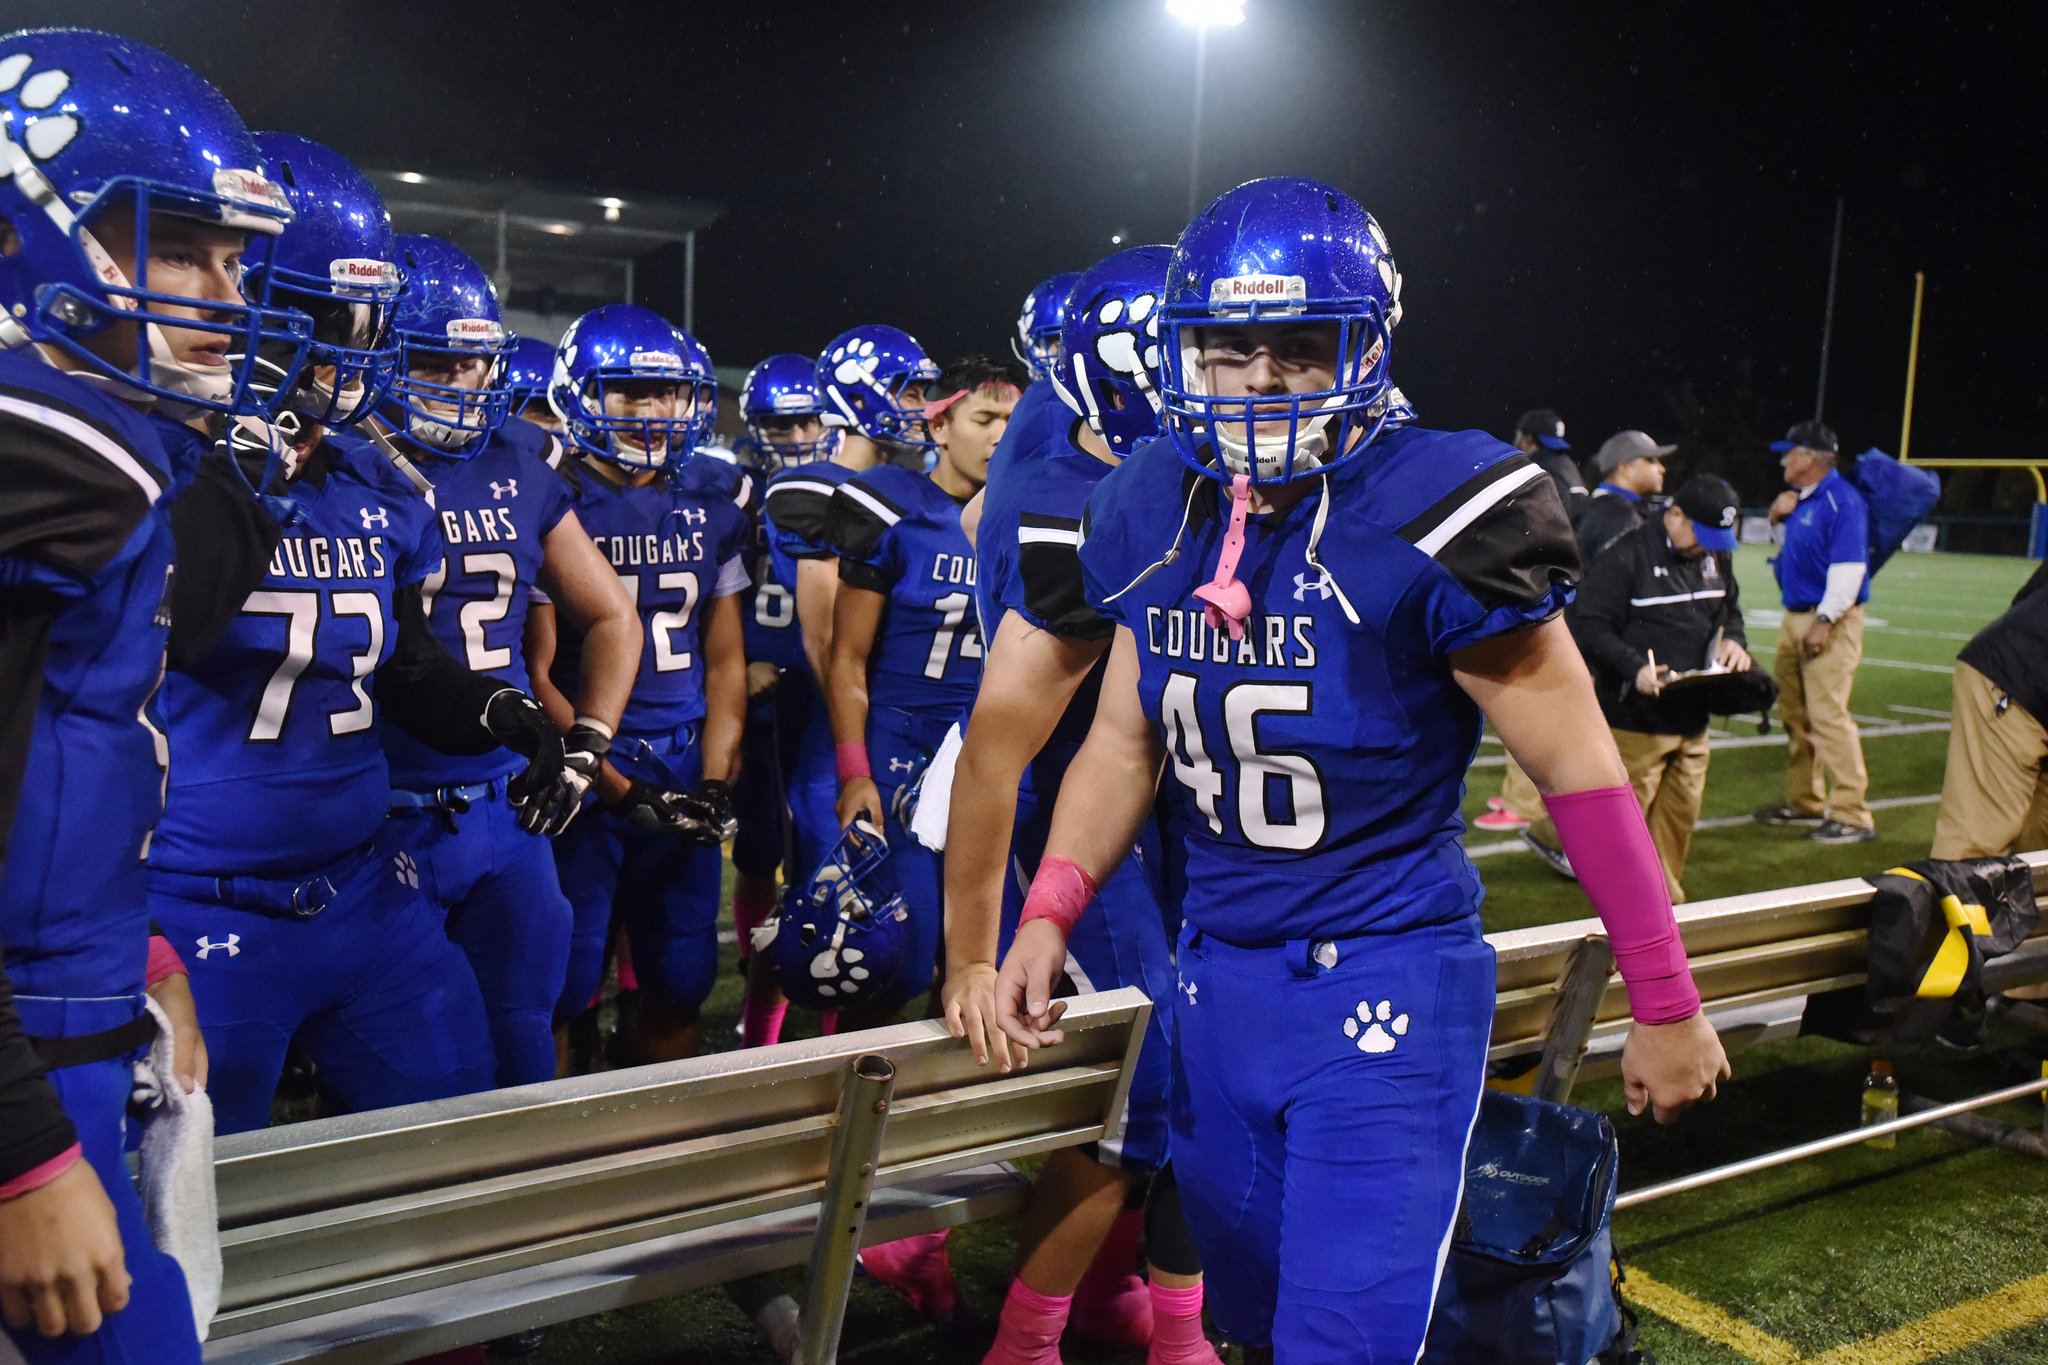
[
  {"xmin": 523, "ymin": 606, "xmax": 575, "ymax": 732},
  {"xmin": 568, "ymin": 613, "xmax": 637, "ymax": 732},
  {"xmin": 1040, "ymin": 725, "xmax": 1160, "ymax": 892},
  {"xmin": 824, "ymin": 640, "xmax": 872, "ymax": 752},
  {"xmin": 795, "ymin": 560, "xmax": 837, "ymax": 682},
  {"xmin": 1458, "ymin": 619, "xmax": 1628, "ymax": 796},
  {"xmin": 942, "ymin": 737, "xmax": 1032, "ymax": 969},
  {"xmin": 699, "ymin": 655, "xmax": 745, "ymax": 785},
  {"xmin": 0, "ymin": 939, "xmax": 77, "ymax": 1188},
  {"xmin": 377, "ymin": 586, "xmax": 507, "ymax": 755}
]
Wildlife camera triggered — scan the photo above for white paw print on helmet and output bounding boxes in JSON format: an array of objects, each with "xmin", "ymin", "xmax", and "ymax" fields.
[
  {"xmin": 0, "ymin": 54, "xmax": 80, "ymax": 162},
  {"xmin": 830, "ymin": 337, "xmax": 881, "ymax": 388},
  {"xmin": 809, "ymin": 944, "xmax": 871, "ymax": 998},
  {"xmin": 1090, "ymin": 291, "xmax": 1163, "ymax": 387}
]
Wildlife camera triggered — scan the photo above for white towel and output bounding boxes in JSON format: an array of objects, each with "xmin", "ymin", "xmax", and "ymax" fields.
[
  {"xmin": 909, "ymin": 722, "xmax": 965, "ymax": 852},
  {"xmin": 131, "ymin": 995, "xmax": 221, "ymax": 1340}
]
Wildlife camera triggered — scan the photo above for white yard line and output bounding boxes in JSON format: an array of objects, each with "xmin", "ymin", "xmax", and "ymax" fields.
[
  {"xmin": 1747, "ymin": 643, "xmax": 1955, "ymax": 674},
  {"xmin": 1889, "ymin": 703, "xmax": 1953, "ymax": 719},
  {"xmin": 1468, "ymin": 719, "xmax": 1951, "ymax": 768},
  {"xmin": 1467, "ymin": 792, "xmax": 1944, "ymax": 860}
]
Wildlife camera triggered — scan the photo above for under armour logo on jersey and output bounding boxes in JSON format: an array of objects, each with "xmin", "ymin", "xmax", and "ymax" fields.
[
  {"xmin": 360, "ymin": 506, "xmax": 390, "ymax": 530},
  {"xmin": 1652, "ymin": 565, "xmax": 1669, "ymax": 577},
  {"xmin": 1178, "ymin": 978, "xmax": 1198, "ymax": 1006},
  {"xmin": 1343, "ymin": 997, "xmax": 1411, "ymax": 1054},
  {"xmin": 490, "ymin": 479, "xmax": 518, "ymax": 500},
  {"xmin": 679, "ymin": 506, "xmax": 708, "ymax": 526},
  {"xmin": 1294, "ymin": 571, "xmax": 1335, "ymax": 601},
  {"xmin": 0, "ymin": 56, "xmax": 80, "ymax": 162},
  {"xmin": 393, "ymin": 850, "xmax": 420, "ymax": 888},
  {"xmin": 194, "ymin": 934, "xmax": 241, "ymax": 960},
  {"xmin": 887, "ymin": 757, "xmax": 915, "ymax": 774}
]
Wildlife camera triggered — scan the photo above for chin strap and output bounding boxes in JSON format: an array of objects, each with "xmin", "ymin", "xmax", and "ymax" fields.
[{"xmin": 1191, "ymin": 472, "xmax": 1255, "ymax": 641}]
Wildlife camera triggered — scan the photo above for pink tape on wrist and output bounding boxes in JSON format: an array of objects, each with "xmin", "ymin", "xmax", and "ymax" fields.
[
  {"xmin": 1018, "ymin": 855, "xmax": 1099, "ymax": 937},
  {"xmin": 0, "ymin": 1143, "xmax": 81, "ymax": 1201},
  {"xmin": 146, "ymin": 933, "xmax": 186, "ymax": 987},
  {"xmin": 836, "ymin": 741, "xmax": 872, "ymax": 784},
  {"xmin": 1543, "ymin": 785, "xmax": 1702, "ymax": 1025}
]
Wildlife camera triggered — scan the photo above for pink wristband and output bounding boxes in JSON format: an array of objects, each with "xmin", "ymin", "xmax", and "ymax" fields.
[
  {"xmin": 835, "ymin": 742, "xmax": 872, "ymax": 784},
  {"xmin": 1542, "ymin": 785, "xmax": 1702, "ymax": 1025},
  {"xmin": 1018, "ymin": 855, "xmax": 1100, "ymax": 937},
  {"xmin": 146, "ymin": 933, "xmax": 186, "ymax": 987},
  {"xmin": 0, "ymin": 1143, "xmax": 81, "ymax": 1201}
]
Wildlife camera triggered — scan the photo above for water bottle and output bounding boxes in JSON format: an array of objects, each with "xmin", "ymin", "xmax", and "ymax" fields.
[{"xmin": 1861, "ymin": 1059, "xmax": 1899, "ymax": 1149}]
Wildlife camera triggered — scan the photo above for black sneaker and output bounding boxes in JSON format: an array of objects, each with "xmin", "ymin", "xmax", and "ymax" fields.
[
  {"xmin": 1810, "ymin": 819, "xmax": 1876, "ymax": 845},
  {"xmin": 1753, "ymin": 805, "xmax": 1826, "ymax": 827},
  {"xmin": 1519, "ymin": 830, "xmax": 1578, "ymax": 880}
]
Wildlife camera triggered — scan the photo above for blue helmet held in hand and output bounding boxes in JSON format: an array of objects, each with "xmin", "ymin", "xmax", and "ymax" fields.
[{"xmin": 756, "ymin": 819, "xmax": 910, "ymax": 1012}]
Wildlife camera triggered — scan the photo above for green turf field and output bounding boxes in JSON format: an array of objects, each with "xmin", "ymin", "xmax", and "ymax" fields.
[{"xmin": 526, "ymin": 547, "xmax": 2047, "ymax": 1365}]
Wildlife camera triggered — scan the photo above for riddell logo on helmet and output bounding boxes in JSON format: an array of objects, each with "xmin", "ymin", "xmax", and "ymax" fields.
[
  {"xmin": 628, "ymin": 350, "xmax": 684, "ymax": 369},
  {"xmin": 772, "ymin": 392, "xmax": 814, "ymax": 412},
  {"xmin": 329, "ymin": 257, "xmax": 400, "ymax": 288},
  {"xmin": 445, "ymin": 318, "xmax": 505, "ymax": 345},
  {"xmin": 1209, "ymin": 273, "xmax": 1307, "ymax": 309},
  {"xmin": 212, "ymin": 168, "xmax": 288, "ymax": 213}
]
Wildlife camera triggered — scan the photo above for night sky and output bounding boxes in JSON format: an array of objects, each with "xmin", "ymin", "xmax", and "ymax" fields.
[{"xmin": 21, "ymin": 1, "xmax": 2048, "ymax": 507}]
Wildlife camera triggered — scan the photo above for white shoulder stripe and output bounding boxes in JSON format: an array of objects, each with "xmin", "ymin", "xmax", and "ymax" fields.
[
  {"xmin": 838, "ymin": 481, "xmax": 901, "ymax": 527},
  {"xmin": 0, "ymin": 393, "xmax": 163, "ymax": 504},
  {"xmin": 1412, "ymin": 462, "xmax": 1543, "ymax": 559},
  {"xmin": 733, "ymin": 477, "xmax": 752, "ymax": 510},
  {"xmin": 1018, "ymin": 525, "xmax": 1081, "ymax": 547},
  {"xmin": 1629, "ymin": 588, "xmax": 1728, "ymax": 607},
  {"xmin": 768, "ymin": 478, "xmax": 837, "ymax": 499}
]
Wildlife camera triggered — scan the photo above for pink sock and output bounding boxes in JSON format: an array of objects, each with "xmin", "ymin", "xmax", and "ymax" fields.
[
  {"xmin": 984, "ymin": 1280, "xmax": 1071, "ymax": 1365},
  {"xmin": 819, "ymin": 1011, "xmax": 841, "ymax": 1036},
  {"xmin": 732, "ymin": 882, "xmax": 776, "ymax": 949},
  {"xmin": 1147, "ymin": 1282, "xmax": 1214, "ymax": 1363},
  {"xmin": 741, "ymin": 992, "xmax": 787, "ymax": 1049},
  {"xmin": 615, "ymin": 942, "xmax": 640, "ymax": 994}
]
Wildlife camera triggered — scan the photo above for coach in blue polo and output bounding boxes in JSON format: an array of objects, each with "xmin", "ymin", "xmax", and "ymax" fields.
[{"xmin": 1754, "ymin": 419, "xmax": 1875, "ymax": 843}]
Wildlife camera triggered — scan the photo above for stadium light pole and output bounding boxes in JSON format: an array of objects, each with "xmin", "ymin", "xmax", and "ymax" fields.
[{"xmin": 1167, "ymin": 0, "xmax": 1246, "ymax": 219}]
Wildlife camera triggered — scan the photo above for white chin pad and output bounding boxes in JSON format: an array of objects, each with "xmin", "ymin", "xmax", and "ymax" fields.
[
  {"xmin": 1214, "ymin": 413, "xmax": 1333, "ymax": 480},
  {"xmin": 405, "ymin": 410, "xmax": 478, "ymax": 451},
  {"xmin": 145, "ymin": 324, "xmax": 233, "ymax": 404}
]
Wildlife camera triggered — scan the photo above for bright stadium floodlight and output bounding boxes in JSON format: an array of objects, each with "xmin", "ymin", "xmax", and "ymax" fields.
[
  {"xmin": 1111, "ymin": 232, "xmax": 1125, "ymax": 245},
  {"xmin": 1166, "ymin": 0, "xmax": 1245, "ymax": 27},
  {"xmin": 396, "ymin": 170, "xmax": 428, "ymax": 184}
]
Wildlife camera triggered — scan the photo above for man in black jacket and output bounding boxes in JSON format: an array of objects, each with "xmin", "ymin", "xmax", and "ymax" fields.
[
  {"xmin": 1524, "ymin": 475, "xmax": 1754, "ymax": 900},
  {"xmin": 1576, "ymin": 429, "xmax": 1673, "ymax": 566},
  {"xmin": 1931, "ymin": 561, "xmax": 2048, "ymax": 859}
]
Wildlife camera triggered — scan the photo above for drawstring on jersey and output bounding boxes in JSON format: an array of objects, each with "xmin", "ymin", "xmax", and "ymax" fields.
[
  {"xmin": 1303, "ymin": 471, "xmax": 1361, "ymax": 626},
  {"xmin": 1101, "ymin": 472, "xmax": 1205, "ymax": 607},
  {"xmin": 1191, "ymin": 473, "xmax": 1255, "ymax": 640}
]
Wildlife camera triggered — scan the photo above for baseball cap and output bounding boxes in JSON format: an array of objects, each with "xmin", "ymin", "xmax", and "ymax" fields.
[
  {"xmin": 1516, "ymin": 407, "xmax": 1570, "ymax": 451},
  {"xmin": 1769, "ymin": 419, "xmax": 1839, "ymax": 454},
  {"xmin": 1594, "ymin": 429, "xmax": 1677, "ymax": 474},
  {"xmin": 1672, "ymin": 473, "xmax": 1740, "ymax": 552}
]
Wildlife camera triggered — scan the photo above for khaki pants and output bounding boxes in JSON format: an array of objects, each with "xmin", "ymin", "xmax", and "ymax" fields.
[
  {"xmin": 1498, "ymin": 755, "xmax": 1543, "ymax": 821},
  {"xmin": 1931, "ymin": 660, "xmax": 2048, "ymax": 859},
  {"xmin": 1529, "ymin": 729, "xmax": 1711, "ymax": 902},
  {"xmin": 1775, "ymin": 606, "xmax": 1871, "ymax": 828}
]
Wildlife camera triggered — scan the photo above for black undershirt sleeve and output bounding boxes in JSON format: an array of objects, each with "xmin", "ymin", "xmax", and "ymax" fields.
[
  {"xmin": 0, "ymin": 931, "xmax": 78, "ymax": 1186},
  {"xmin": 167, "ymin": 450, "xmax": 284, "ymax": 672},
  {"xmin": 375, "ymin": 585, "xmax": 507, "ymax": 756}
]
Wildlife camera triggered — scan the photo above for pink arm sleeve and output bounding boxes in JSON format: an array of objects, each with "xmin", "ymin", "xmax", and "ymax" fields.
[
  {"xmin": 1018, "ymin": 855, "xmax": 1099, "ymax": 937},
  {"xmin": 1543, "ymin": 785, "xmax": 1702, "ymax": 1025}
]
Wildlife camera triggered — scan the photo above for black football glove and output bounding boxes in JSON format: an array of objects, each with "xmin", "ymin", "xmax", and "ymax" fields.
[
  {"xmin": 676, "ymin": 778, "xmax": 738, "ymax": 845},
  {"xmin": 484, "ymin": 690, "xmax": 569, "ymax": 835},
  {"xmin": 535, "ymin": 721, "xmax": 612, "ymax": 837},
  {"xmin": 610, "ymin": 778, "xmax": 715, "ymax": 840}
]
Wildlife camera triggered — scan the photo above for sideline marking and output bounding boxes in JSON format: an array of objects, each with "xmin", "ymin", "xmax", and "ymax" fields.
[
  {"xmin": 1468, "ymin": 720, "xmax": 1949, "ymax": 769},
  {"xmin": 1627, "ymin": 1267, "xmax": 1803, "ymax": 1365},
  {"xmin": 1467, "ymin": 792, "xmax": 1941, "ymax": 859},
  {"xmin": 1804, "ymin": 1269, "xmax": 2048, "ymax": 1364}
]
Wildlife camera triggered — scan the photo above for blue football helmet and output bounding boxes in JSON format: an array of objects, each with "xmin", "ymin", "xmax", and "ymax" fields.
[
  {"xmin": 548, "ymin": 304, "xmax": 711, "ymax": 470},
  {"xmin": 817, "ymin": 324, "xmax": 940, "ymax": 450},
  {"xmin": 740, "ymin": 352, "xmax": 836, "ymax": 467},
  {"xmin": 1051, "ymin": 245, "xmax": 1172, "ymax": 458},
  {"xmin": 0, "ymin": 28, "xmax": 310, "ymax": 414},
  {"xmin": 242, "ymin": 133, "xmax": 403, "ymax": 429},
  {"xmin": 1159, "ymin": 176, "xmax": 1405, "ymax": 485},
  {"xmin": 382, "ymin": 233, "xmax": 514, "ymax": 455},
  {"xmin": 503, "ymin": 335, "xmax": 556, "ymax": 418},
  {"xmin": 1012, "ymin": 271, "xmax": 1081, "ymax": 383},
  {"xmin": 755, "ymin": 819, "xmax": 911, "ymax": 1012}
]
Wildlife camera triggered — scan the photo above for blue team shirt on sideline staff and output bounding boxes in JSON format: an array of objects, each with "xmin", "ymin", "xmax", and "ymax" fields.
[{"xmin": 1773, "ymin": 468, "xmax": 1870, "ymax": 611}]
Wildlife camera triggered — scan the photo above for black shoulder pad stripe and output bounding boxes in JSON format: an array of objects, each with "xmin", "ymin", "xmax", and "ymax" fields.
[
  {"xmin": 827, "ymin": 485, "xmax": 894, "ymax": 562},
  {"xmin": 0, "ymin": 402, "xmax": 157, "ymax": 577},
  {"xmin": 1396, "ymin": 454, "xmax": 1540, "ymax": 551},
  {"xmin": 1432, "ymin": 477, "xmax": 1581, "ymax": 611}
]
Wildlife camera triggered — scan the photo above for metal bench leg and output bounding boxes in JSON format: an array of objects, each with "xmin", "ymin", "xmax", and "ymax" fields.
[
  {"xmin": 1533, "ymin": 937, "xmax": 1615, "ymax": 1104},
  {"xmin": 799, "ymin": 1053, "xmax": 897, "ymax": 1365}
]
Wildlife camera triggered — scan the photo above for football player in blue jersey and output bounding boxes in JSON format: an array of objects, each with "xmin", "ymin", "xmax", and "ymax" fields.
[
  {"xmin": 530, "ymin": 308, "xmax": 750, "ymax": 1064},
  {"xmin": 824, "ymin": 354, "xmax": 1017, "ymax": 1024},
  {"xmin": 147, "ymin": 199, "xmax": 576, "ymax": 1136},
  {"xmin": 0, "ymin": 29, "xmax": 319, "ymax": 1357},
  {"xmin": 504, "ymin": 335, "xmax": 562, "ymax": 433},
  {"xmin": 944, "ymin": 248, "xmax": 1220, "ymax": 1365},
  {"xmin": 728, "ymin": 355, "xmax": 840, "ymax": 1048},
  {"xmin": 1012, "ymin": 271, "xmax": 1083, "ymax": 385},
  {"xmin": 358, "ymin": 236, "xmax": 639, "ymax": 1088},
  {"xmin": 991, "ymin": 178, "xmax": 1729, "ymax": 1363}
]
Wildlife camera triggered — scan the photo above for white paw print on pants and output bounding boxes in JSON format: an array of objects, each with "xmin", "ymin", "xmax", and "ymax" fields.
[{"xmin": 1343, "ymin": 998, "xmax": 1410, "ymax": 1054}]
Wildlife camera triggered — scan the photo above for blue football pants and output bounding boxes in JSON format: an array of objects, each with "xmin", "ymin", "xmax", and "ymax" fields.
[
  {"xmin": 731, "ymin": 672, "xmax": 836, "ymax": 884},
  {"xmin": 1169, "ymin": 919, "xmax": 1494, "ymax": 1361}
]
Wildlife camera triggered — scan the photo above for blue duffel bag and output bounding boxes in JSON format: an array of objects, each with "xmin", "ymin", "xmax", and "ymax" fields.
[{"xmin": 1424, "ymin": 1091, "xmax": 1649, "ymax": 1364}]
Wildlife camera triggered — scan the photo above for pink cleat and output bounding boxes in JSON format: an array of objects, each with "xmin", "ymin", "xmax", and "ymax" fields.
[
  {"xmin": 1472, "ymin": 807, "xmax": 1531, "ymax": 832},
  {"xmin": 1070, "ymin": 1269, "xmax": 1154, "ymax": 1351},
  {"xmin": 858, "ymin": 1229, "xmax": 959, "ymax": 1325}
]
